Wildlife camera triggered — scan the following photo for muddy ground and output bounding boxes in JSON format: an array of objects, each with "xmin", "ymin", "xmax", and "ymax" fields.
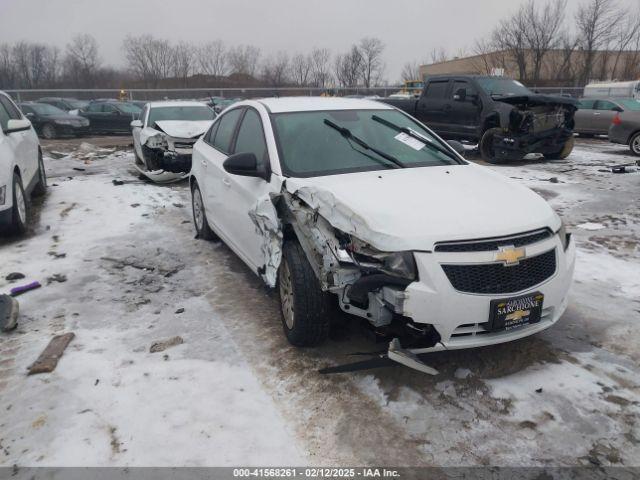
[{"xmin": 0, "ymin": 135, "xmax": 638, "ymax": 467}]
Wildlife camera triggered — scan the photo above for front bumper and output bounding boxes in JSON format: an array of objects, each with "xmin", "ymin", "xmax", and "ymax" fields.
[
  {"xmin": 493, "ymin": 128, "xmax": 574, "ymax": 161},
  {"xmin": 401, "ymin": 233, "xmax": 576, "ymax": 353},
  {"xmin": 53, "ymin": 124, "xmax": 90, "ymax": 136}
]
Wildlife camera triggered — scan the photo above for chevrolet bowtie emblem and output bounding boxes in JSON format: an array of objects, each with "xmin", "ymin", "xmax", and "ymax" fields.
[
  {"xmin": 506, "ymin": 309, "xmax": 530, "ymax": 322},
  {"xmin": 495, "ymin": 246, "xmax": 526, "ymax": 266}
]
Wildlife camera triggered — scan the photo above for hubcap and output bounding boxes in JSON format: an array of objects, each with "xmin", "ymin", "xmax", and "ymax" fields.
[
  {"xmin": 193, "ymin": 187, "xmax": 204, "ymax": 231},
  {"xmin": 632, "ymin": 136, "xmax": 640, "ymax": 154},
  {"xmin": 279, "ymin": 260, "xmax": 295, "ymax": 329},
  {"xmin": 15, "ymin": 184, "xmax": 26, "ymax": 224},
  {"xmin": 43, "ymin": 125, "xmax": 55, "ymax": 139}
]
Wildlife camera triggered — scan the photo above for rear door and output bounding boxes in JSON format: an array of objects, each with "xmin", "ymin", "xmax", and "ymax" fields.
[
  {"xmin": 102, "ymin": 104, "xmax": 125, "ymax": 132},
  {"xmin": 593, "ymin": 100, "xmax": 621, "ymax": 134},
  {"xmin": 416, "ymin": 79, "xmax": 452, "ymax": 135}
]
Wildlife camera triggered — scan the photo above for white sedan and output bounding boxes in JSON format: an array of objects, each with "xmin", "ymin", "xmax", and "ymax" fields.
[
  {"xmin": 189, "ymin": 97, "xmax": 575, "ymax": 372},
  {"xmin": 0, "ymin": 91, "xmax": 46, "ymax": 235},
  {"xmin": 131, "ymin": 101, "xmax": 216, "ymax": 183}
]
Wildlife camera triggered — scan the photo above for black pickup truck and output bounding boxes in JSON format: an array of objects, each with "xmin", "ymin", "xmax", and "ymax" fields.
[{"xmin": 382, "ymin": 75, "xmax": 578, "ymax": 163}]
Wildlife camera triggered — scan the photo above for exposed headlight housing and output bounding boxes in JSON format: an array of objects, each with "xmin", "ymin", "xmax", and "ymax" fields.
[
  {"xmin": 344, "ymin": 237, "xmax": 417, "ymax": 280},
  {"xmin": 0, "ymin": 185, "xmax": 5, "ymax": 205}
]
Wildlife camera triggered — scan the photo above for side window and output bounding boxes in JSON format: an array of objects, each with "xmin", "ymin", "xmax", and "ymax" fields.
[
  {"xmin": 451, "ymin": 81, "xmax": 476, "ymax": 101},
  {"xmin": 233, "ymin": 109, "xmax": 268, "ymax": 163},
  {"xmin": 578, "ymin": 99, "xmax": 596, "ymax": 109},
  {"xmin": 212, "ymin": 108, "xmax": 243, "ymax": 153},
  {"xmin": 102, "ymin": 104, "xmax": 117, "ymax": 113},
  {"xmin": 0, "ymin": 96, "xmax": 22, "ymax": 120},
  {"xmin": 20, "ymin": 105, "xmax": 33, "ymax": 115},
  {"xmin": 204, "ymin": 121, "xmax": 220, "ymax": 145},
  {"xmin": 595, "ymin": 100, "xmax": 617, "ymax": 111},
  {"xmin": 425, "ymin": 81, "xmax": 449, "ymax": 99},
  {"xmin": 0, "ymin": 102, "xmax": 11, "ymax": 130},
  {"xmin": 86, "ymin": 103, "xmax": 101, "ymax": 112}
]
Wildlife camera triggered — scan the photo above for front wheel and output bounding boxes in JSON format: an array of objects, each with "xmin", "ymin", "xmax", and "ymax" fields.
[
  {"xmin": 479, "ymin": 128, "xmax": 508, "ymax": 164},
  {"xmin": 9, "ymin": 173, "xmax": 28, "ymax": 235},
  {"xmin": 191, "ymin": 181, "xmax": 217, "ymax": 240},
  {"xmin": 629, "ymin": 132, "xmax": 640, "ymax": 156},
  {"xmin": 41, "ymin": 123, "xmax": 57, "ymax": 140},
  {"xmin": 544, "ymin": 136, "xmax": 575, "ymax": 160},
  {"xmin": 278, "ymin": 242, "xmax": 331, "ymax": 347}
]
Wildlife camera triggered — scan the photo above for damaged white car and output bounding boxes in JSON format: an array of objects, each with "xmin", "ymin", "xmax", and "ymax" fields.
[
  {"xmin": 131, "ymin": 101, "xmax": 216, "ymax": 183},
  {"xmin": 189, "ymin": 98, "xmax": 576, "ymax": 373}
]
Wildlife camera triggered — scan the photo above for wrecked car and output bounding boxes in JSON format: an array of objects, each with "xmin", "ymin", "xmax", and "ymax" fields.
[
  {"xmin": 189, "ymin": 97, "xmax": 575, "ymax": 372},
  {"xmin": 131, "ymin": 101, "xmax": 216, "ymax": 183},
  {"xmin": 382, "ymin": 75, "xmax": 578, "ymax": 164}
]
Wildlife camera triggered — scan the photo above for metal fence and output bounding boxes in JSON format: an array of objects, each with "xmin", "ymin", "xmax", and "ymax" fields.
[{"xmin": 3, "ymin": 85, "xmax": 586, "ymax": 103}]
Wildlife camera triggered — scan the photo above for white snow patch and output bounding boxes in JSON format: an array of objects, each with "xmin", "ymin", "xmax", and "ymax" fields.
[{"xmin": 576, "ymin": 222, "xmax": 605, "ymax": 231}]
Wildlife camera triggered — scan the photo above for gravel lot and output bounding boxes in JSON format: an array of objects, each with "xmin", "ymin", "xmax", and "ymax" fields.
[{"xmin": 0, "ymin": 135, "xmax": 638, "ymax": 467}]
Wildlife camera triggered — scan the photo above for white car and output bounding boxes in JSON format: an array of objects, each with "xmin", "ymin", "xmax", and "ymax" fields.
[
  {"xmin": 131, "ymin": 101, "xmax": 216, "ymax": 183},
  {"xmin": 189, "ymin": 97, "xmax": 575, "ymax": 372},
  {"xmin": 0, "ymin": 91, "xmax": 46, "ymax": 235}
]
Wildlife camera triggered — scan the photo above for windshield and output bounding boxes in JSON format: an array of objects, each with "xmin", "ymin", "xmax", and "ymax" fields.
[
  {"xmin": 116, "ymin": 103, "xmax": 142, "ymax": 114},
  {"xmin": 272, "ymin": 109, "xmax": 459, "ymax": 177},
  {"xmin": 476, "ymin": 78, "xmax": 532, "ymax": 97},
  {"xmin": 619, "ymin": 99, "xmax": 640, "ymax": 111},
  {"xmin": 148, "ymin": 106, "xmax": 215, "ymax": 125},
  {"xmin": 29, "ymin": 104, "xmax": 67, "ymax": 116}
]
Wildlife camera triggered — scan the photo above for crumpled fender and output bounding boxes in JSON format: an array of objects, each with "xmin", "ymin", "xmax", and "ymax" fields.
[
  {"xmin": 248, "ymin": 192, "xmax": 283, "ymax": 287},
  {"xmin": 140, "ymin": 127, "xmax": 164, "ymax": 146}
]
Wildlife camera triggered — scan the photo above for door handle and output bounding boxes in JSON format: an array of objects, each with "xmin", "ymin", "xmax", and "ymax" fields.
[
  {"xmin": 222, "ymin": 178, "xmax": 231, "ymax": 187},
  {"xmin": 593, "ymin": 112, "xmax": 601, "ymax": 115},
  {"xmin": 201, "ymin": 159, "xmax": 207, "ymax": 168}
]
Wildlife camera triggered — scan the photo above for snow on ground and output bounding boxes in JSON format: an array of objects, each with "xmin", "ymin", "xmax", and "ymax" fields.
[{"xmin": 0, "ymin": 137, "xmax": 638, "ymax": 467}]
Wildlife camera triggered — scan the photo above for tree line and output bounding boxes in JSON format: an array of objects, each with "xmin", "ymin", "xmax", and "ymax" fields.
[
  {"xmin": 0, "ymin": 34, "xmax": 387, "ymax": 90},
  {"xmin": 401, "ymin": 0, "xmax": 640, "ymax": 86}
]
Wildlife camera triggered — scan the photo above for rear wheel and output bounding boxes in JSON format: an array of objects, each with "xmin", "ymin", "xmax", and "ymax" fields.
[
  {"xmin": 544, "ymin": 136, "xmax": 575, "ymax": 160},
  {"xmin": 32, "ymin": 151, "xmax": 47, "ymax": 197},
  {"xmin": 479, "ymin": 128, "xmax": 507, "ymax": 164},
  {"xmin": 41, "ymin": 123, "xmax": 57, "ymax": 140},
  {"xmin": 278, "ymin": 241, "xmax": 331, "ymax": 347},
  {"xmin": 9, "ymin": 173, "xmax": 28, "ymax": 235},
  {"xmin": 629, "ymin": 132, "xmax": 640, "ymax": 156},
  {"xmin": 191, "ymin": 181, "xmax": 217, "ymax": 240}
]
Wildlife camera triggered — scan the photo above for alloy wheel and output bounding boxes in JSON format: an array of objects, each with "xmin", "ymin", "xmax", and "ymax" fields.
[
  {"xmin": 193, "ymin": 187, "xmax": 205, "ymax": 231},
  {"xmin": 15, "ymin": 183, "xmax": 26, "ymax": 224},
  {"xmin": 279, "ymin": 260, "xmax": 295, "ymax": 329}
]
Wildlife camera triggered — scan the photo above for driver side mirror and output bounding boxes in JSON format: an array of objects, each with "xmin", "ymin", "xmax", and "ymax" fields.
[
  {"xmin": 130, "ymin": 119, "xmax": 143, "ymax": 128},
  {"xmin": 3, "ymin": 118, "xmax": 31, "ymax": 134},
  {"xmin": 223, "ymin": 152, "xmax": 270, "ymax": 181},
  {"xmin": 453, "ymin": 88, "xmax": 466, "ymax": 102}
]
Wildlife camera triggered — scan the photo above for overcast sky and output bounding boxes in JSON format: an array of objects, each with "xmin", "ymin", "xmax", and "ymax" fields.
[{"xmin": 1, "ymin": 0, "xmax": 638, "ymax": 81}]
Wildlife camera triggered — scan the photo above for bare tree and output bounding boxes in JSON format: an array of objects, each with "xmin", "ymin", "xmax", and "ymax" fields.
[
  {"xmin": 359, "ymin": 37, "xmax": 385, "ymax": 88},
  {"xmin": 610, "ymin": 7, "xmax": 640, "ymax": 79},
  {"xmin": 11, "ymin": 41, "xmax": 60, "ymax": 88},
  {"xmin": 123, "ymin": 35, "xmax": 173, "ymax": 87},
  {"xmin": 172, "ymin": 42, "xmax": 194, "ymax": 87},
  {"xmin": 522, "ymin": 0, "xmax": 567, "ymax": 83},
  {"xmin": 429, "ymin": 47, "xmax": 448, "ymax": 64},
  {"xmin": 334, "ymin": 45, "xmax": 363, "ymax": 87},
  {"xmin": 261, "ymin": 51, "xmax": 290, "ymax": 87},
  {"xmin": 492, "ymin": 6, "xmax": 529, "ymax": 80},
  {"xmin": 310, "ymin": 47, "xmax": 332, "ymax": 88},
  {"xmin": 228, "ymin": 45, "xmax": 261, "ymax": 77},
  {"xmin": 290, "ymin": 53, "xmax": 312, "ymax": 86},
  {"xmin": 400, "ymin": 60, "xmax": 422, "ymax": 82},
  {"xmin": 197, "ymin": 40, "xmax": 228, "ymax": 77},
  {"xmin": 470, "ymin": 38, "xmax": 497, "ymax": 75},
  {"xmin": 0, "ymin": 43, "xmax": 16, "ymax": 88},
  {"xmin": 63, "ymin": 34, "xmax": 101, "ymax": 87},
  {"xmin": 575, "ymin": 0, "xmax": 624, "ymax": 83}
]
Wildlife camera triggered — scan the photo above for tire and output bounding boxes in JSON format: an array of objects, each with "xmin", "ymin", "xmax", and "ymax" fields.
[
  {"xmin": 629, "ymin": 132, "xmax": 640, "ymax": 157},
  {"xmin": 479, "ymin": 128, "xmax": 507, "ymax": 164},
  {"xmin": 9, "ymin": 173, "xmax": 28, "ymax": 235},
  {"xmin": 32, "ymin": 151, "xmax": 47, "ymax": 197},
  {"xmin": 191, "ymin": 181, "xmax": 217, "ymax": 240},
  {"xmin": 41, "ymin": 123, "xmax": 57, "ymax": 140},
  {"xmin": 544, "ymin": 136, "xmax": 575, "ymax": 160},
  {"xmin": 278, "ymin": 241, "xmax": 331, "ymax": 347}
]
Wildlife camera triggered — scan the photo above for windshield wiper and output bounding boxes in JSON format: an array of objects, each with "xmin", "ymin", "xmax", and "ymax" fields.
[
  {"xmin": 371, "ymin": 114, "xmax": 462, "ymax": 164},
  {"xmin": 323, "ymin": 119, "xmax": 406, "ymax": 169}
]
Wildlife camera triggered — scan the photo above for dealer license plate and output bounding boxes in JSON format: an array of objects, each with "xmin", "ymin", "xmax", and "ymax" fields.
[{"xmin": 489, "ymin": 292, "xmax": 544, "ymax": 331}]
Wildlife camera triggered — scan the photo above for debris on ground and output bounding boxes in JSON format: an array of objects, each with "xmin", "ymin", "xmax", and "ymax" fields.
[
  {"xmin": 72, "ymin": 167, "xmax": 86, "ymax": 172},
  {"xmin": 577, "ymin": 222, "xmax": 606, "ymax": 231},
  {"xmin": 454, "ymin": 368, "xmax": 473, "ymax": 379},
  {"xmin": 175, "ymin": 307, "xmax": 185, "ymax": 314},
  {"xmin": 10, "ymin": 281, "xmax": 42, "ymax": 297},
  {"xmin": 28, "ymin": 332, "xmax": 75, "ymax": 374},
  {"xmin": 46, "ymin": 274, "xmax": 68, "ymax": 285},
  {"xmin": 112, "ymin": 179, "xmax": 124, "ymax": 186},
  {"xmin": 547, "ymin": 177, "xmax": 559, "ymax": 183},
  {"xmin": 0, "ymin": 294, "xmax": 19, "ymax": 332},
  {"xmin": 47, "ymin": 251, "xmax": 67, "ymax": 259},
  {"xmin": 5, "ymin": 272, "xmax": 25, "ymax": 282},
  {"xmin": 149, "ymin": 336, "xmax": 184, "ymax": 353}
]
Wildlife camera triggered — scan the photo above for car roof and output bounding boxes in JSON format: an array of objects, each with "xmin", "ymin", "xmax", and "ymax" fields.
[
  {"xmin": 147, "ymin": 100, "xmax": 209, "ymax": 108},
  {"xmin": 253, "ymin": 96, "xmax": 392, "ymax": 113}
]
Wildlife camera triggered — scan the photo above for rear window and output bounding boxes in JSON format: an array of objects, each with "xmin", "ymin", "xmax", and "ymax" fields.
[{"xmin": 212, "ymin": 108, "xmax": 243, "ymax": 153}]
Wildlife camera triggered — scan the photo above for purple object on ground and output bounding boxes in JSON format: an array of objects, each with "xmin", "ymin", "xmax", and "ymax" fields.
[{"xmin": 10, "ymin": 281, "xmax": 42, "ymax": 297}]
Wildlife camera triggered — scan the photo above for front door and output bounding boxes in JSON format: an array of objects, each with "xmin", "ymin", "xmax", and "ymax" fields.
[
  {"xmin": 416, "ymin": 79, "xmax": 452, "ymax": 135},
  {"xmin": 449, "ymin": 80, "xmax": 481, "ymax": 138},
  {"xmin": 592, "ymin": 100, "xmax": 620, "ymax": 135}
]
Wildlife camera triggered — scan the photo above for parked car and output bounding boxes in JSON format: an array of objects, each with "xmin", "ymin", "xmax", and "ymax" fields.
[
  {"xmin": 609, "ymin": 111, "xmax": 640, "ymax": 156},
  {"xmin": 37, "ymin": 97, "xmax": 88, "ymax": 113},
  {"xmin": 583, "ymin": 80, "xmax": 640, "ymax": 101},
  {"xmin": 131, "ymin": 101, "xmax": 216, "ymax": 183},
  {"xmin": 78, "ymin": 101, "xmax": 142, "ymax": 134},
  {"xmin": 382, "ymin": 75, "xmax": 578, "ymax": 163},
  {"xmin": 0, "ymin": 91, "xmax": 46, "ymax": 234},
  {"xmin": 211, "ymin": 97, "xmax": 242, "ymax": 114},
  {"xmin": 574, "ymin": 98, "xmax": 640, "ymax": 136},
  {"xmin": 189, "ymin": 97, "xmax": 575, "ymax": 372},
  {"xmin": 19, "ymin": 102, "xmax": 90, "ymax": 139}
]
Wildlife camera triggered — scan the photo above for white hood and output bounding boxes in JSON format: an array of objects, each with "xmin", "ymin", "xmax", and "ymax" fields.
[
  {"xmin": 153, "ymin": 120, "xmax": 214, "ymax": 139},
  {"xmin": 285, "ymin": 164, "xmax": 560, "ymax": 251}
]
